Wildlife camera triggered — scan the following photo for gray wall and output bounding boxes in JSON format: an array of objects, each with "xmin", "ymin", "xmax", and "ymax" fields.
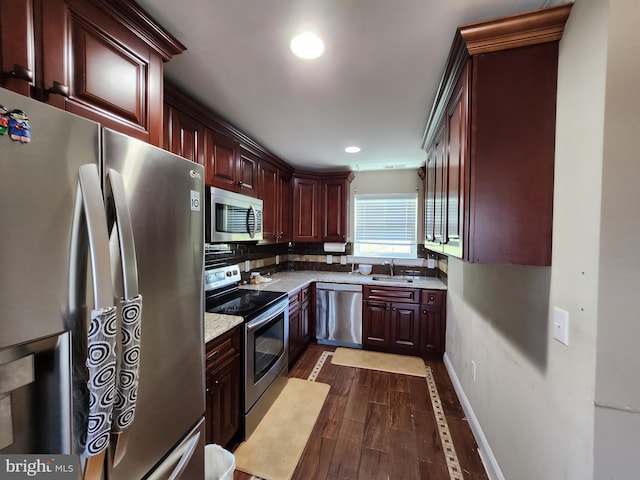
[
  {"xmin": 594, "ymin": 0, "xmax": 640, "ymax": 477},
  {"xmin": 444, "ymin": 0, "xmax": 612, "ymax": 478}
]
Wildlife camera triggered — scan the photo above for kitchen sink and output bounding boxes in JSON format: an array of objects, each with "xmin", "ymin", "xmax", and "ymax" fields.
[{"xmin": 371, "ymin": 276, "xmax": 414, "ymax": 283}]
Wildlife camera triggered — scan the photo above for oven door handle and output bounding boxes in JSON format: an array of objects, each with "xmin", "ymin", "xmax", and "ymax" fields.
[{"xmin": 246, "ymin": 303, "xmax": 287, "ymax": 333}]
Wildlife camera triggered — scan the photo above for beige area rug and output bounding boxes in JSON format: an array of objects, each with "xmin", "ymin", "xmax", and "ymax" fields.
[
  {"xmin": 331, "ymin": 347, "xmax": 427, "ymax": 377},
  {"xmin": 234, "ymin": 378, "xmax": 330, "ymax": 480}
]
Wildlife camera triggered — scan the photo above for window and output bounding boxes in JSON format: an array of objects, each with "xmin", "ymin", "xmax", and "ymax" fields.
[{"xmin": 353, "ymin": 193, "xmax": 418, "ymax": 258}]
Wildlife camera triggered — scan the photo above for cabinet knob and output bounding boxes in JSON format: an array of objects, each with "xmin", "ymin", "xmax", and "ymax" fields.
[
  {"xmin": 214, "ymin": 380, "xmax": 220, "ymax": 385},
  {"xmin": 237, "ymin": 181, "xmax": 243, "ymax": 188},
  {"xmin": 6, "ymin": 64, "xmax": 33, "ymax": 82},
  {"xmin": 48, "ymin": 81, "xmax": 70, "ymax": 98}
]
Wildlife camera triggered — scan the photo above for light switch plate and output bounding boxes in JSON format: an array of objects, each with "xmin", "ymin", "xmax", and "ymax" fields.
[
  {"xmin": 553, "ymin": 307, "xmax": 569, "ymax": 346},
  {"xmin": 326, "ymin": 255, "xmax": 333, "ymax": 264}
]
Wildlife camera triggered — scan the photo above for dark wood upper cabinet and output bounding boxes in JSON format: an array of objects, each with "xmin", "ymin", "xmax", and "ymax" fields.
[
  {"xmin": 321, "ymin": 172, "xmax": 354, "ymax": 242},
  {"xmin": 1, "ymin": 0, "xmax": 184, "ymax": 147},
  {"xmin": 293, "ymin": 171, "xmax": 353, "ymax": 243},
  {"xmin": 164, "ymin": 102, "xmax": 205, "ymax": 165},
  {"xmin": 206, "ymin": 131, "xmax": 240, "ymax": 190},
  {"xmin": 422, "ymin": 4, "xmax": 572, "ymax": 265},
  {"xmin": 237, "ymin": 148, "xmax": 259, "ymax": 196},
  {"xmin": 205, "ymin": 132, "xmax": 258, "ymax": 196},
  {"xmin": 0, "ymin": 0, "xmax": 35, "ymax": 97},
  {"xmin": 259, "ymin": 159, "xmax": 292, "ymax": 243},
  {"xmin": 292, "ymin": 174, "xmax": 321, "ymax": 242}
]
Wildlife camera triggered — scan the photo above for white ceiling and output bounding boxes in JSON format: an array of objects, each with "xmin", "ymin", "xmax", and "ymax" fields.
[{"xmin": 136, "ymin": 0, "xmax": 558, "ymax": 172}]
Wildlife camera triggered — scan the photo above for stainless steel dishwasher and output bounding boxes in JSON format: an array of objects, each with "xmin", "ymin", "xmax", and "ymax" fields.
[{"xmin": 315, "ymin": 282, "xmax": 363, "ymax": 348}]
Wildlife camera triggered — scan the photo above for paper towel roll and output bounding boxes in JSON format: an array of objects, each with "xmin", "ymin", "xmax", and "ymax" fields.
[{"xmin": 323, "ymin": 242, "xmax": 346, "ymax": 253}]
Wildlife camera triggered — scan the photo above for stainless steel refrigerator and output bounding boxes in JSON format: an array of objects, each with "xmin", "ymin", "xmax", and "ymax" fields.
[{"xmin": 0, "ymin": 87, "xmax": 206, "ymax": 479}]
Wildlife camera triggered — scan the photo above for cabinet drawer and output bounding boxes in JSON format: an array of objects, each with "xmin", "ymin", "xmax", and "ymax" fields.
[
  {"xmin": 300, "ymin": 285, "xmax": 311, "ymax": 304},
  {"xmin": 420, "ymin": 290, "xmax": 446, "ymax": 306},
  {"xmin": 364, "ymin": 286, "xmax": 420, "ymax": 304},
  {"xmin": 288, "ymin": 292, "xmax": 301, "ymax": 313},
  {"xmin": 206, "ymin": 327, "xmax": 241, "ymax": 368}
]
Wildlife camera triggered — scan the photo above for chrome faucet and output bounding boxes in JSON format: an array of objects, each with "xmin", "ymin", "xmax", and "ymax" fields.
[{"xmin": 383, "ymin": 259, "xmax": 394, "ymax": 277}]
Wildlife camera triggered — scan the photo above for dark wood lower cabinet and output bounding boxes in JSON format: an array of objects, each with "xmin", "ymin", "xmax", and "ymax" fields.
[
  {"xmin": 363, "ymin": 286, "xmax": 446, "ymax": 359},
  {"xmin": 205, "ymin": 326, "xmax": 241, "ymax": 448},
  {"xmin": 288, "ymin": 285, "xmax": 312, "ymax": 368},
  {"xmin": 389, "ymin": 303, "xmax": 420, "ymax": 354}
]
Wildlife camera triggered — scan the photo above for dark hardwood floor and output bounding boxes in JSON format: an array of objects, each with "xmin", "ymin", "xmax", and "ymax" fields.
[{"xmin": 233, "ymin": 344, "xmax": 487, "ymax": 480}]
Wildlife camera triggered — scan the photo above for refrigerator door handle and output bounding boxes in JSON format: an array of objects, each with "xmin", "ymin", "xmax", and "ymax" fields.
[
  {"xmin": 106, "ymin": 168, "xmax": 139, "ymax": 299},
  {"xmin": 71, "ymin": 165, "xmax": 118, "ymax": 479},
  {"xmin": 106, "ymin": 168, "xmax": 143, "ymax": 467}
]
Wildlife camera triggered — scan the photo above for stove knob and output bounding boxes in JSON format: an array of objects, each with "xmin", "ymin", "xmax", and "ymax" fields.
[
  {"xmin": 232, "ymin": 269, "xmax": 238, "ymax": 275},
  {"xmin": 226, "ymin": 271, "xmax": 232, "ymax": 277}
]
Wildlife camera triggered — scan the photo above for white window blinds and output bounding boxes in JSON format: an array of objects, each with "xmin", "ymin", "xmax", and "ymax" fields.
[{"xmin": 354, "ymin": 193, "xmax": 417, "ymax": 258}]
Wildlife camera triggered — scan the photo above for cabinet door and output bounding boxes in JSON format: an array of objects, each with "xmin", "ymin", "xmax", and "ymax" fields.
[
  {"xmin": 363, "ymin": 300, "xmax": 389, "ymax": 348},
  {"xmin": 206, "ymin": 355, "xmax": 241, "ymax": 447},
  {"xmin": 258, "ymin": 160, "xmax": 279, "ymax": 243},
  {"xmin": 278, "ymin": 173, "xmax": 292, "ymax": 243},
  {"xmin": 425, "ymin": 126, "xmax": 445, "ymax": 248},
  {"xmin": 0, "ymin": 0, "xmax": 34, "ymax": 96},
  {"xmin": 288, "ymin": 306, "xmax": 301, "ymax": 363},
  {"xmin": 292, "ymin": 176, "xmax": 321, "ymax": 242},
  {"xmin": 41, "ymin": 0, "xmax": 163, "ymax": 145},
  {"xmin": 206, "ymin": 130, "xmax": 239, "ymax": 189},
  {"xmin": 300, "ymin": 297, "xmax": 311, "ymax": 347},
  {"xmin": 442, "ymin": 65, "xmax": 469, "ymax": 258},
  {"xmin": 237, "ymin": 149, "xmax": 258, "ymax": 197},
  {"xmin": 420, "ymin": 305, "xmax": 444, "ymax": 359},
  {"xmin": 322, "ymin": 178, "xmax": 348, "ymax": 242},
  {"xmin": 389, "ymin": 303, "xmax": 420, "ymax": 354},
  {"xmin": 165, "ymin": 106, "xmax": 204, "ymax": 165}
]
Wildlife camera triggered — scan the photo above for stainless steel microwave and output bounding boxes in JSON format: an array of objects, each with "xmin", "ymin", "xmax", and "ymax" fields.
[{"xmin": 206, "ymin": 187, "xmax": 263, "ymax": 243}]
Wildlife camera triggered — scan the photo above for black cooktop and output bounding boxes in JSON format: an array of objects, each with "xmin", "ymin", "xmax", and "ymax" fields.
[{"xmin": 205, "ymin": 288, "xmax": 287, "ymax": 321}]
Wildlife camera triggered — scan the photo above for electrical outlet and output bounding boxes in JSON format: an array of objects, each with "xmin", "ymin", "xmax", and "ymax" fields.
[
  {"xmin": 244, "ymin": 260, "xmax": 250, "ymax": 272},
  {"xmin": 471, "ymin": 360, "xmax": 477, "ymax": 381},
  {"xmin": 340, "ymin": 256, "xmax": 347, "ymax": 265},
  {"xmin": 326, "ymin": 255, "xmax": 333, "ymax": 264},
  {"xmin": 276, "ymin": 255, "xmax": 280, "ymax": 265}
]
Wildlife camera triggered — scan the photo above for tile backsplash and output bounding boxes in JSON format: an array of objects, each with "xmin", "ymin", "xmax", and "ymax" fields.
[{"xmin": 205, "ymin": 242, "xmax": 447, "ymax": 284}]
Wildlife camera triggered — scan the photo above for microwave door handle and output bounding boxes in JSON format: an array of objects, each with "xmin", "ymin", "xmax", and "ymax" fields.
[
  {"xmin": 70, "ymin": 165, "xmax": 117, "ymax": 480},
  {"xmin": 248, "ymin": 204, "xmax": 257, "ymax": 238},
  {"xmin": 106, "ymin": 169, "xmax": 143, "ymax": 467}
]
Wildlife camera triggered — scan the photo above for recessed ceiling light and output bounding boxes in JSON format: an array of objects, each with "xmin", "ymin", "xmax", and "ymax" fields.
[
  {"xmin": 345, "ymin": 146, "xmax": 361, "ymax": 153},
  {"xmin": 290, "ymin": 31, "xmax": 324, "ymax": 59}
]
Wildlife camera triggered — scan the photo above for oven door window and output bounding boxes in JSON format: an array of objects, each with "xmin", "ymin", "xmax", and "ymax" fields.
[{"xmin": 253, "ymin": 312, "xmax": 284, "ymax": 383}]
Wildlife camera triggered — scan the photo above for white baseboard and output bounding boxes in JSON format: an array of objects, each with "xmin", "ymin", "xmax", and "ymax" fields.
[{"xmin": 443, "ymin": 353, "xmax": 505, "ymax": 480}]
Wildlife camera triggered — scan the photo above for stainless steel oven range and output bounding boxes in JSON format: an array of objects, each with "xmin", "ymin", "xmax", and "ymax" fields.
[{"xmin": 204, "ymin": 264, "xmax": 289, "ymax": 439}]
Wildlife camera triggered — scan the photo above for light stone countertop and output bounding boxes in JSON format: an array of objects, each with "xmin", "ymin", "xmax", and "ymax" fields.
[
  {"xmin": 204, "ymin": 312, "xmax": 243, "ymax": 344},
  {"xmin": 240, "ymin": 270, "xmax": 447, "ymax": 296},
  {"xmin": 204, "ymin": 270, "xmax": 447, "ymax": 343}
]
